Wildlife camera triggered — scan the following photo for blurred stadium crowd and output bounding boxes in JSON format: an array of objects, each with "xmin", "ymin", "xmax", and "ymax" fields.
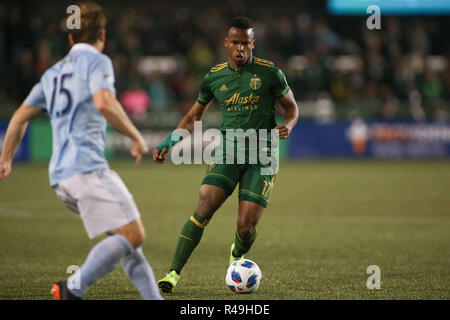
[{"xmin": 1, "ymin": 0, "xmax": 449, "ymax": 121}]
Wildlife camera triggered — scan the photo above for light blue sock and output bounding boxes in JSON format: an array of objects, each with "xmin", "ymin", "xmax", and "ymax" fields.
[
  {"xmin": 122, "ymin": 247, "xmax": 164, "ymax": 300},
  {"xmin": 67, "ymin": 234, "xmax": 133, "ymax": 297}
]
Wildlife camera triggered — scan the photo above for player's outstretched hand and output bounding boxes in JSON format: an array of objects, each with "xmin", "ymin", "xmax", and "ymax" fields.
[
  {"xmin": 0, "ymin": 161, "xmax": 11, "ymax": 181},
  {"xmin": 152, "ymin": 147, "xmax": 168, "ymax": 164},
  {"xmin": 131, "ymin": 138, "xmax": 149, "ymax": 165},
  {"xmin": 274, "ymin": 123, "xmax": 291, "ymax": 139}
]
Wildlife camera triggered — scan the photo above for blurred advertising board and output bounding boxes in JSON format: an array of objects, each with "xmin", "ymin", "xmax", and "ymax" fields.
[
  {"xmin": 0, "ymin": 121, "xmax": 29, "ymax": 161},
  {"xmin": 8, "ymin": 118, "xmax": 450, "ymax": 162},
  {"xmin": 289, "ymin": 120, "xmax": 450, "ymax": 158}
]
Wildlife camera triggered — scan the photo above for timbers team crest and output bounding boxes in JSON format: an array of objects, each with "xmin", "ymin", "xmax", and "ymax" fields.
[{"xmin": 249, "ymin": 77, "xmax": 261, "ymax": 90}]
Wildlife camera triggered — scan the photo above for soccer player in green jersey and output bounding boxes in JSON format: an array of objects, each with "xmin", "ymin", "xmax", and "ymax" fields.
[{"xmin": 153, "ymin": 17, "xmax": 299, "ymax": 293}]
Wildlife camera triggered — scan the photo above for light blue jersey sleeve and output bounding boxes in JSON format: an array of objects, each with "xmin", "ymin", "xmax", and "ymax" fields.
[
  {"xmin": 24, "ymin": 81, "xmax": 47, "ymax": 110},
  {"xmin": 89, "ymin": 55, "xmax": 116, "ymax": 94}
]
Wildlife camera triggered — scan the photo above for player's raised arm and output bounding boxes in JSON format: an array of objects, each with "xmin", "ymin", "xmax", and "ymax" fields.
[
  {"xmin": 275, "ymin": 89, "xmax": 299, "ymax": 140},
  {"xmin": 0, "ymin": 104, "xmax": 42, "ymax": 180},
  {"xmin": 152, "ymin": 98, "xmax": 211, "ymax": 164},
  {"xmin": 93, "ymin": 89, "xmax": 148, "ymax": 164}
]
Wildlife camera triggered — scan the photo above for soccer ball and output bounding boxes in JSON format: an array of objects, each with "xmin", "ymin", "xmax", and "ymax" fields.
[{"xmin": 225, "ymin": 259, "xmax": 262, "ymax": 293}]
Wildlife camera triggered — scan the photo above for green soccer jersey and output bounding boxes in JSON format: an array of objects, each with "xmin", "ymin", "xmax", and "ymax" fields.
[{"xmin": 197, "ymin": 57, "xmax": 290, "ymax": 131}]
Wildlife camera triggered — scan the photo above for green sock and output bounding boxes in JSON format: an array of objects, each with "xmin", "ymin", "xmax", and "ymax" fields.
[
  {"xmin": 170, "ymin": 212, "xmax": 208, "ymax": 274},
  {"xmin": 232, "ymin": 229, "xmax": 257, "ymax": 258}
]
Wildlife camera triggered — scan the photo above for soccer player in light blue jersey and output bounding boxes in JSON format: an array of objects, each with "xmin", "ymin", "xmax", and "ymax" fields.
[{"xmin": 0, "ymin": 1, "xmax": 162, "ymax": 300}]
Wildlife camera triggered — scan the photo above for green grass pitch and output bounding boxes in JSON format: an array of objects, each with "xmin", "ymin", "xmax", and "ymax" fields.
[{"xmin": 0, "ymin": 160, "xmax": 449, "ymax": 300}]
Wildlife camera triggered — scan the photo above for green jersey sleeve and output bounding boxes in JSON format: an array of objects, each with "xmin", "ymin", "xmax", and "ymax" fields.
[
  {"xmin": 197, "ymin": 72, "xmax": 214, "ymax": 106},
  {"xmin": 271, "ymin": 67, "xmax": 290, "ymax": 98}
]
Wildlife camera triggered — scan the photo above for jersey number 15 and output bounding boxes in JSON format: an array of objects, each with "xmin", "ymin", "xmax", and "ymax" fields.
[{"xmin": 49, "ymin": 73, "xmax": 73, "ymax": 118}]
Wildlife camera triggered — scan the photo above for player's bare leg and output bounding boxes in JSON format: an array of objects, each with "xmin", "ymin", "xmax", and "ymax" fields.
[
  {"xmin": 158, "ymin": 184, "xmax": 227, "ymax": 292},
  {"xmin": 236, "ymin": 200, "xmax": 264, "ymax": 239},
  {"xmin": 195, "ymin": 184, "xmax": 227, "ymax": 220},
  {"xmin": 230, "ymin": 200, "xmax": 264, "ymax": 263},
  {"xmin": 114, "ymin": 219, "xmax": 146, "ymax": 248}
]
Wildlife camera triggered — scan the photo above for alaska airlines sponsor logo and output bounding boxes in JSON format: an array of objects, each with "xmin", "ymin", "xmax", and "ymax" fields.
[{"xmin": 225, "ymin": 93, "xmax": 260, "ymax": 106}]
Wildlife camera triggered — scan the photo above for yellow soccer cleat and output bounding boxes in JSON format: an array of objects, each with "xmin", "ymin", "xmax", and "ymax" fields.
[
  {"xmin": 229, "ymin": 243, "xmax": 245, "ymax": 265},
  {"xmin": 158, "ymin": 270, "xmax": 180, "ymax": 293}
]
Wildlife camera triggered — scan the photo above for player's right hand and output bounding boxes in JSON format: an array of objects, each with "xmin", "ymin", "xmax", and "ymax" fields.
[
  {"xmin": 152, "ymin": 147, "xmax": 168, "ymax": 164},
  {"xmin": 0, "ymin": 161, "xmax": 11, "ymax": 181},
  {"xmin": 131, "ymin": 138, "xmax": 149, "ymax": 165}
]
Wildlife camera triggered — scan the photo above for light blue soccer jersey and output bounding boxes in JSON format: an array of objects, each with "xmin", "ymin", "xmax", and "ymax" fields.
[{"xmin": 24, "ymin": 43, "xmax": 116, "ymax": 186}]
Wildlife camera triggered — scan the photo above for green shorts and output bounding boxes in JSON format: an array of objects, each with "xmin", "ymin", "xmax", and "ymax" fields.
[{"xmin": 201, "ymin": 162, "xmax": 276, "ymax": 208}]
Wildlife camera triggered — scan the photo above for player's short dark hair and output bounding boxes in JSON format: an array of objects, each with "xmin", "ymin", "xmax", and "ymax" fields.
[
  {"xmin": 230, "ymin": 16, "xmax": 254, "ymax": 30},
  {"xmin": 68, "ymin": 1, "xmax": 107, "ymax": 44}
]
